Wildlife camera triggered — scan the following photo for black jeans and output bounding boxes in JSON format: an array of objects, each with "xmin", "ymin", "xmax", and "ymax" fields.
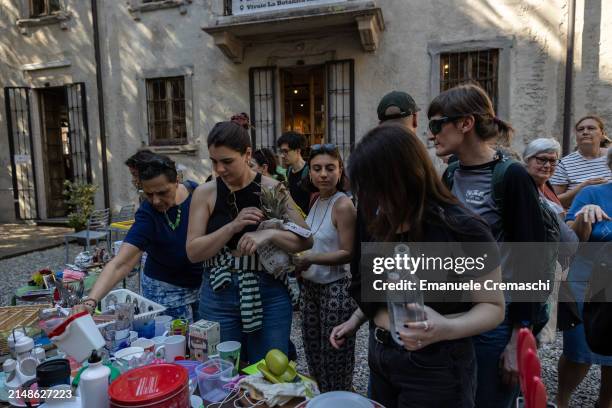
[{"xmin": 368, "ymin": 327, "xmax": 477, "ymax": 408}]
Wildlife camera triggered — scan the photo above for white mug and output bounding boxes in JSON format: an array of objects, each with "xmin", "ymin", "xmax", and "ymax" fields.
[
  {"xmin": 156, "ymin": 335, "xmax": 186, "ymax": 363},
  {"xmin": 131, "ymin": 338, "xmax": 155, "ymax": 353}
]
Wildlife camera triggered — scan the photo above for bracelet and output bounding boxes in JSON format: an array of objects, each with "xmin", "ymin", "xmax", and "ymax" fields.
[{"xmin": 81, "ymin": 297, "xmax": 98, "ymax": 311}]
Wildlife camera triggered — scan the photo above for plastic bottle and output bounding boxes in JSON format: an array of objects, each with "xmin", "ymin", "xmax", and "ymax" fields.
[
  {"xmin": 79, "ymin": 350, "xmax": 110, "ymax": 408},
  {"xmin": 386, "ymin": 244, "xmax": 425, "ymax": 346}
]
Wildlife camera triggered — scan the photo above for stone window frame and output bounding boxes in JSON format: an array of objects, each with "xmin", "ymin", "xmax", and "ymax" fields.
[
  {"xmin": 16, "ymin": 0, "xmax": 71, "ymax": 34},
  {"xmin": 428, "ymin": 37, "xmax": 514, "ymax": 120},
  {"xmin": 127, "ymin": 0, "xmax": 193, "ymax": 21},
  {"xmin": 137, "ymin": 66, "xmax": 199, "ymax": 154}
]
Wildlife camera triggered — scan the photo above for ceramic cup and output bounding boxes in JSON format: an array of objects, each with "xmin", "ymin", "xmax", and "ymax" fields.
[
  {"xmin": 130, "ymin": 338, "xmax": 155, "ymax": 353},
  {"xmin": 157, "ymin": 335, "xmax": 186, "ymax": 363},
  {"xmin": 114, "ymin": 346, "xmax": 144, "ymax": 361}
]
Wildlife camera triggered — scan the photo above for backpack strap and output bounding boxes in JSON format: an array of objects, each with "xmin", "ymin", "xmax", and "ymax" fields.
[
  {"xmin": 443, "ymin": 161, "xmax": 460, "ymax": 189},
  {"xmin": 490, "ymin": 156, "xmax": 516, "ymax": 213},
  {"xmin": 287, "ymin": 164, "xmax": 309, "ymax": 180}
]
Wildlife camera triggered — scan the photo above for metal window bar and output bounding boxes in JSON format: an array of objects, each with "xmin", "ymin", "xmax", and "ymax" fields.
[
  {"xmin": 4, "ymin": 87, "xmax": 39, "ymax": 220},
  {"xmin": 30, "ymin": 0, "xmax": 60, "ymax": 17},
  {"xmin": 146, "ymin": 77, "xmax": 187, "ymax": 146},
  {"xmin": 223, "ymin": 0, "xmax": 232, "ymax": 15},
  {"xmin": 440, "ymin": 49, "xmax": 499, "ymax": 110},
  {"xmin": 249, "ymin": 67, "xmax": 276, "ymax": 150},
  {"xmin": 326, "ymin": 60, "xmax": 355, "ymax": 161},
  {"xmin": 66, "ymin": 83, "xmax": 92, "ymax": 184}
]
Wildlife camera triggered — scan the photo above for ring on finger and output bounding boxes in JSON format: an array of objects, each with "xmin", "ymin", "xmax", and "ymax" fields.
[
  {"xmin": 423, "ymin": 321, "xmax": 429, "ymax": 331},
  {"xmin": 417, "ymin": 339, "xmax": 423, "ymax": 347}
]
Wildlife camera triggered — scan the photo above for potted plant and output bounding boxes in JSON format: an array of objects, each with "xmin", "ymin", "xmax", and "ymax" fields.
[
  {"xmin": 63, "ymin": 180, "xmax": 98, "ymax": 231},
  {"xmin": 257, "ymin": 183, "xmax": 300, "ymax": 278}
]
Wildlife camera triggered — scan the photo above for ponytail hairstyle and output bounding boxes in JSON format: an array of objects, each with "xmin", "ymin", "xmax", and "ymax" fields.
[{"xmin": 427, "ymin": 83, "xmax": 514, "ymax": 146}]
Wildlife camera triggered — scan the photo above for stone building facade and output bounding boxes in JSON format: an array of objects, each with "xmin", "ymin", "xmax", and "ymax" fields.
[{"xmin": 0, "ymin": 0, "xmax": 610, "ymax": 222}]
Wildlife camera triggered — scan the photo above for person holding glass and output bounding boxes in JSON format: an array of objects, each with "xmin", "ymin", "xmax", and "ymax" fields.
[{"xmin": 330, "ymin": 124, "xmax": 504, "ymax": 408}]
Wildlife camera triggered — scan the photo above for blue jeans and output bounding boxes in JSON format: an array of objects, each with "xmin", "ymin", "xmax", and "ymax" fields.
[
  {"xmin": 199, "ymin": 270, "xmax": 292, "ymax": 364},
  {"xmin": 141, "ymin": 273, "xmax": 200, "ymax": 322},
  {"xmin": 473, "ymin": 314, "xmax": 519, "ymax": 408}
]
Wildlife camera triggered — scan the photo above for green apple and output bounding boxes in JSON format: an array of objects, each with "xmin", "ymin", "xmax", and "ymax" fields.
[{"xmin": 265, "ymin": 349, "xmax": 289, "ymax": 376}]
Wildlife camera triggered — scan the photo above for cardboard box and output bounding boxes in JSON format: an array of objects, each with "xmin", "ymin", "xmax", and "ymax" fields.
[{"xmin": 188, "ymin": 319, "xmax": 220, "ymax": 362}]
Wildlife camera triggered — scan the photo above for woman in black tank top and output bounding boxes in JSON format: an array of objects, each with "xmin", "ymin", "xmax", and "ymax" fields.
[{"xmin": 186, "ymin": 121, "xmax": 312, "ymax": 363}]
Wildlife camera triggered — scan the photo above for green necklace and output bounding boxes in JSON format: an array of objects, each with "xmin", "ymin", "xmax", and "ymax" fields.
[{"xmin": 164, "ymin": 207, "xmax": 182, "ymax": 230}]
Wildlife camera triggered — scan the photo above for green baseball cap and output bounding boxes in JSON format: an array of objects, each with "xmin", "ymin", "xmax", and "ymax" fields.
[{"xmin": 377, "ymin": 91, "xmax": 420, "ymax": 121}]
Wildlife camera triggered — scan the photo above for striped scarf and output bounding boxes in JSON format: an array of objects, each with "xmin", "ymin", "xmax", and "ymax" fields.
[{"xmin": 206, "ymin": 247, "xmax": 298, "ymax": 333}]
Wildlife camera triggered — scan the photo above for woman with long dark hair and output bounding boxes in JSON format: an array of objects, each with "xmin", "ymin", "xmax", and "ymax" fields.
[
  {"xmin": 331, "ymin": 124, "xmax": 504, "ymax": 408},
  {"xmin": 186, "ymin": 121, "xmax": 312, "ymax": 363}
]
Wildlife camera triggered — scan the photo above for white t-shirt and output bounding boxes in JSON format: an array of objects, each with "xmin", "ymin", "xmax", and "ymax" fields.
[{"xmin": 550, "ymin": 150, "xmax": 611, "ymax": 190}]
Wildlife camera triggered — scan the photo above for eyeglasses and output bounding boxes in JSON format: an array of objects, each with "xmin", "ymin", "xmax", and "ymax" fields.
[
  {"xmin": 428, "ymin": 116, "xmax": 463, "ymax": 135},
  {"xmin": 279, "ymin": 148, "xmax": 291, "ymax": 155},
  {"xmin": 226, "ymin": 182, "xmax": 263, "ymax": 219},
  {"xmin": 533, "ymin": 156, "xmax": 558, "ymax": 167},
  {"xmin": 227, "ymin": 191, "xmax": 239, "ymax": 219},
  {"xmin": 310, "ymin": 143, "xmax": 337, "ymax": 153}
]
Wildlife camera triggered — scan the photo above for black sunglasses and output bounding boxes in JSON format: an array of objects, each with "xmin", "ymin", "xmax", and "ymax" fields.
[
  {"xmin": 310, "ymin": 143, "xmax": 337, "ymax": 153},
  {"xmin": 428, "ymin": 116, "xmax": 464, "ymax": 135}
]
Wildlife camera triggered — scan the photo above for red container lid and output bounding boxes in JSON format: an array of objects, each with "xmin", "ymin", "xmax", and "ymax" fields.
[
  {"xmin": 48, "ymin": 311, "xmax": 88, "ymax": 339},
  {"xmin": 109, "ymin": 364, "xmax": 188, "ymax": 406}
]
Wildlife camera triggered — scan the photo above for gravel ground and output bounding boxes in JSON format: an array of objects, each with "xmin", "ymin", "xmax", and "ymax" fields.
[{"xmin": 0, "ymin": 245, "xmax": 602, "ymax": 406}]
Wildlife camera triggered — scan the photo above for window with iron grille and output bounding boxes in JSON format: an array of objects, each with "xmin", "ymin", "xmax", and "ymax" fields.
[
  {"xmin": 440, "ymin": 49, "xmax": 499, "ymax": 110},
  {"xmin": 30, "ymin": 0, "xmax": 61, "ymax": 17},
  {"xmin": 146, "ymin": 77, "xmax": 187, "ymax": 146}
]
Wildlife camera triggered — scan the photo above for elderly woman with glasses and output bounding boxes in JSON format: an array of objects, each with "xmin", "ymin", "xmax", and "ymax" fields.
[
  {"xmin": 186, "ymin": 121, "xmax": 312, "ymax": 364},
  {"xmin": 523, "ymin": 138, "xmax": 579, "ymax": 344},
  {"xmin": 73, "ymin": 153, "xmax": 202, "ymax": 321},
  {"xmin": 523, "ymin": 138, "xmax": 566, "ymax": 213}
]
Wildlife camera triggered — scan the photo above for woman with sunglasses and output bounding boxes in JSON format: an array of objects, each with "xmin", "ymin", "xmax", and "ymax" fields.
[
  {"xmin": 186, "ymin": 121, "xmax": 312, "ymax": 364},
  {"xmin": 332, "ymin": 124, "xmax": 504, "ymax": 407},
  {"xmin": 291, "ymin": 143, "xmax": 357, "ymax": 392},
  {"xmin": 550, "ymin": 115, "xmax": 611, "ymax": 209},
  {"xmin": 427, "ymin": 84, "xmax": 549, "ymax": 408},
  {"xmin": 73, "ymin": 153, "xmax": 202, "ymax": 321}
]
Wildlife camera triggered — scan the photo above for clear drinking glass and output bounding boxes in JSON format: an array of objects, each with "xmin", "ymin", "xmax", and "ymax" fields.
[{"xmin": 386, "ymin": 244, "xmax": 426, "ymax": 346}]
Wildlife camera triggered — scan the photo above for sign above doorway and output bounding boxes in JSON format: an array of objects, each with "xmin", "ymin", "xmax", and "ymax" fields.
[{"xmin": 232, "ymin": 0, "xmax": 346, "ymax": 16}]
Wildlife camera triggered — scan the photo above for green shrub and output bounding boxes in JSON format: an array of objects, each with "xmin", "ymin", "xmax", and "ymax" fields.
[{"xmin": 63, "ymin": 181, "xmax": 98, "ymax": 230}]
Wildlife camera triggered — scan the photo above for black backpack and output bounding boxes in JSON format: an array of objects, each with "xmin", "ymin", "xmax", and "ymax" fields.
[{"xmin": 444, "ymin": 153, "xmax": 561, "ymax": 286}]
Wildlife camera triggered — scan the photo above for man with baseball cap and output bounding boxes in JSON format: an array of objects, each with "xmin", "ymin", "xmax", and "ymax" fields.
[{"xmin": 376, "ymin": 90, "xmax": 420, "ymax": 132}]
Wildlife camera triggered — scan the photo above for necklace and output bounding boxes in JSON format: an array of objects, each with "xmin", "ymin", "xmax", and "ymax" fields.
[
  {"xmin": 164, "ymin": 207, "xmax": 182, "ymax": 230},
  {"xmin": 309, "ymin": 194, "xmax": 335, "ymax": 236}
]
